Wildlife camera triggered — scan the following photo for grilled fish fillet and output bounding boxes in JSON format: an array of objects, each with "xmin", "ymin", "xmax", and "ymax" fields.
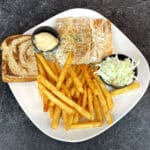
[{"xmin": 56, "ymin": 17, "xmax": 113, "ymax": 65}]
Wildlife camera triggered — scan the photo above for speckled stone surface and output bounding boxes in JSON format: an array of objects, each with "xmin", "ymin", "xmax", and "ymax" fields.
[{"xmin": 0, "ymin": 0, "xmax": 150, "ymax": 150}]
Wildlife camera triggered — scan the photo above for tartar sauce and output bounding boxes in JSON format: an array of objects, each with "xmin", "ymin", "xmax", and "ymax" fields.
[{"xmin": 34, "ymin": 32, "xmax": 58, "ymax": 51}]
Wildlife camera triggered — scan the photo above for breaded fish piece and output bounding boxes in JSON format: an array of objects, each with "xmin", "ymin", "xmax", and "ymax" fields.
[{"xmin": 56, "ymin": 17, "xmax": 113, "ymax": 65}]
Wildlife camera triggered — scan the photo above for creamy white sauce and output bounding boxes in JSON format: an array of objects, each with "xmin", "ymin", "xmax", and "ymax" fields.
[{"xmin": 34, "ymin": 32, "xmax": 58, "ymax": 51}]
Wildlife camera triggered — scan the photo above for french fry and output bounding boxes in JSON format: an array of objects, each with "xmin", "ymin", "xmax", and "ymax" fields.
[
  {"xmin": 93, "ymin": 95, "xmax": 103, "ymax": 122},
  {"xmin": 94, "ymin": 75, "xmax": 114, "ymax": 110},
  {"xmin": 74, "ymin": 70, "xmax": 86, "ymax": 99},
  {"xmin": 105, "ymin": 113, "xmax": 113, "ymax": 125},
  {"xmin": 49, "ymin": 101, "xmax": 55, "ymax": 107},
  {"xmin": 36, "ymin": 53, "xmax": 57, "ymax": 81},
  {"xmin": 52, "ymin": 107, "xmax": 61, "ymax": 129},
  {"xmin": 70, "ymin": 122, "xmax": 102, "ymax": 129},
  {"xmin": 55, "ymin": 62, "xmax": 72, "ymax": 98},
  {"xmin": 37, "ymin": 54, "xmax": 71, "ymax": 98},
  {"xmin": 42, "ymin": 93, "xmax": 49, "ymax": 112},
  {"xmin": 42, "ymin": 61, "xmax": 56, "ymax": 85},
  {"xmin": 38, "ymin": 83, "xmax": 75, "ymax": 114},
  {"xmin": 46, "ymin": 61, "xmax": 59, "ymax": 86},
  {"xmin": 93, "ymin": 79, "xmax": 113, "ymax": 125},
  {"xmin": 54, "ymin": 61, "xmax": 62, "ymax": 73},
  {"xmin": 93, "ymin": 79, "xmax": 108, "ymax": 112},
  {"xmin": 68, "ymin": 114, "xmax": 74, "ymax": 129},
  {"xmin": 74, "ymin": 91, "xmax": 80, "ymax": 99},
  {"xmin": 110, "ymin": 82, "xmax": 140, "ymax": 97},
  {"xmin": 82, "ymin": 86, "xmax": 87, "ymax": 108},
  {"xmin": 73, "ymin": 113, "xmax": 79, "ymax": 124},
  {"xmin": 72, "ymin": 65, "xmax": 83, "ymax": 97},
  {"xmin": 47, "ymin": 61, "xmax": 58, "ymax": 75},
  {"xmin": 63, "ymin": 86, "xmax": 72, "ymax": 98},
  {"xmin": 87, "ymin": 88, "xmax": 94, "ymax": 120},
  {"xmin": 76, "ymin": 65, "xmax": 82, "ymax": 75},
  {"xmin": 53, "ymin": 53, "xmax": 73, "ymax": 129},
  {"xmin": 68, "ymin": 67, "xmax": 83, "ymax": 93},
  {"xmin": 82, "ymin": 65, "xmax": 99, "ymax": 95},
  {"xmin": 37, "ymin": 56, "xmax": 55, "ymax": 108},
  {"xmin": 73, "ymin": 96, "xmax": 82, "ymax": 124},
  {"xmin": 56, "ymin": 52, "xmax": 73, "ymax": 89},
  {"xmin": 37, "ymin": 78, "xmax": 49, "ymax": 112},
  {"xmin": 62, "ymin": 111, "xmax": 68, "ymax": 130},
  {"xmin": 37, "ymin": 59, "xmax": 47, "ymax": 78},
  {"xmin": 62, "ymin": 89, "xmax": 73, "ymax": 130},
  {"xmin": 70, "ymin": 86, "xmax": 76, "ymax": 97},
  {"xmin": 65, "ymin": 66, "xmax": 80, "ymax": 96},
  {"xmin": 65, "ymin": 76, "xmax": 72, "ymax": 89},
  {"xmin": 64, "ymin": 85, "xmax": 74, "ymax": 130},
  {"xmin": 53, "ymin": 62, "xmax": 71, "ymax": 98},
  {"xmin": 51, "ymin": 106, "xmax": 62, "ymax": 129},
  {"xmin": 80, "ymin": 73, "xmax": 86, "ymax": 85},
  {"xmin": 37, "ymin": 59, "xmax": 50, "ymax": 111},
  {"xmin": 48, "ymin": 105, "xmax": 54, "ymax": 118},
  {"xmin": 38, "ymin": 75, "xmax": 91, "ymax": 120},
  {"xmin": 79, "ymin": 65, "xmax": 86, "ymax": 85},
  {"xmin": 62, "ymin": 113, "xmax": 74, "ymax": 130},
  {"xmin": 70, "ymin": 65, "xmax": 85, "ymax": 99}
]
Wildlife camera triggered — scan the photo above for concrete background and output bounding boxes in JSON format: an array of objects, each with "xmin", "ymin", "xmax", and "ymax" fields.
[{"xmin": 0, "ymin": 0, "xmax": 150, "ymax": 150}]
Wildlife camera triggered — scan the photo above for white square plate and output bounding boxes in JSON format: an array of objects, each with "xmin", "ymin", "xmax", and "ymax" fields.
[{"xmin": 9, "ymin": 8, "xmax": 150, "ymax": 142}]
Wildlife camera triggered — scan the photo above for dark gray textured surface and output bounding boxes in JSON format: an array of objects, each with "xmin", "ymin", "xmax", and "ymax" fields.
[{"xmin": 0, "ymin": 0, "xmax": 150, "ymax": 149}]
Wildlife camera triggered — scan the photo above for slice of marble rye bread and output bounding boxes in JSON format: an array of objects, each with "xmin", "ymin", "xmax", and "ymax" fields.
[{"xmin": 1, "ymin": 34, "xmax": 38, "ymax": 82}]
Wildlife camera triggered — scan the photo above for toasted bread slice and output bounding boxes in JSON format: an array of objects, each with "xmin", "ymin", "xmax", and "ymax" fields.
[{"xmin": 1, "ymin": 35, "xmax": 38, "ymax": 82}]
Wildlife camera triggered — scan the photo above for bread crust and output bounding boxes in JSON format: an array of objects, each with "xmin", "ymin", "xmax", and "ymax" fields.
[
  {"xmin": 1, "ymin": 34, "xmax": 22, "ymax": 50},
  {"xmin": 2, "ymin": 74, "xmax": 37, "ymax": 82}
]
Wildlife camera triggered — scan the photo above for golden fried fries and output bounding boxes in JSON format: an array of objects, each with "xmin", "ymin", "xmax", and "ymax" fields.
[
  {"xmin": 70, "ymin": 87, "xmax": 76, "ymax": 97},
  {"xmin": 93, "ymin": 79, "xmax": 112, "ymax": 125},
  {"xmin": 37, "ymin": 58, "xmax": 49, "ymax": 112},
  {"xmin": 82, "ymin": 65, "xmax": 99, "ymax": 95},
  {"xmin": 68, "ymin": 67, "xmax": 83, "ymax": 93},
  {"xmin": 36, "ymin": 53, "xmax": 57, "ymax": 81},
  {"xmin": 82, "ymin": 86, "xmax": 87, "ymax": 108},
  {"xmin": 93, "ymin": 95, "xmax": 103, "ymax": 122},
  {"xmin": 38, "ymin": 75, "xmax": 91, "ymax": 120},
  {"xmin": 62, "ymin": 111, "xmax": 68, "ymax": 130},
  {"xmin": 94, "ymin": 75, "xmax": 114, "ymax": 110},
  {"xmin": 65, "ymin": 76, "xmax": 72, "ymax": 89},
  {"xmin": 47, "ymin": 60, "xmax": 58, "ymax": 75},
  {"xmin": 51, "ymin": 106, "xmax": 62, "ymax": 129},
  {"xmin": 36, "ymin": 52, "xmax": 140, "ymax": 131},
  {"xmin": 42, "ymin": 93, "xmax": 49, "ymax": 112},
  {"xmin": 37, "ymin": 59, "xmax": 47, "ymax": 78},
  {"xmin": 70, "ymin": 122, "xmax": 102, "ymax": 129},
  {"xmin": 110, "ymin": 82, "xmax": 140, "ymax": 97},
  {"xmin": 56, "ymin": 52, "xmax": 73, "ymax": 89},
  {"xmin": 38, "ymin": 83, "xmax": 75, "ymax": 114},
  {"xmin": 72, "ymin": 97, "xmax": 81, "ymax": 124},
  {"xmin": 87, "ymin": 88, "xmax": 94, "ymax": 120},
  {"xmin": 53, "ymin": 53, "xmax": 73, "ymax": 129},
  {"xmin": 48, "ymin": 105, "xmax": 54, "ymax": 118}
]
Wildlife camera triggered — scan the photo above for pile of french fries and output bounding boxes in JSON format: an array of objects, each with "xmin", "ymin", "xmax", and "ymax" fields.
[{"xmin": 36, "ymin": 52, "xmax": 140, "ymax": 130}]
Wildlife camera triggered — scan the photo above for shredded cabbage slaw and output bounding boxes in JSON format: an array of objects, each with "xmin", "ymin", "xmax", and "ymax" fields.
[{"xmin": 95, "ymin": 55, "xmax": 137, "ymax": 87}]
